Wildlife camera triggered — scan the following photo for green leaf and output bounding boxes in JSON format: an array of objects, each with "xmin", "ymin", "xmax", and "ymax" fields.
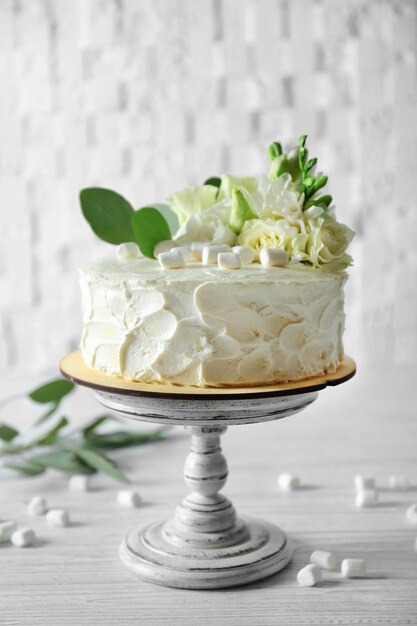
[
  {"xmin": 77, "ymin": 448, "xmax": 128, "ymax": 483},
  {"xmin": 299, "ymin": 134, "xmax": 308, "ymax": 149},
  {"xmin": 229, "ymin": 188, "xmax": 257, "ymax": 234},
  {"xmin": 305, "ymin": 157, "xmax": 317, "ymax": 173},
  {"xmin": 269, "ymin": 154, "xmax": 289, "ymax": 180},
  {"xmin": 83, "ymin": 415, "xmax": 109, "ymax": 437},
  {"xmin": 4, "ymin": 461, "xmax": 45, "ymax": 476},
  {"xmin": 29, "ymin": 450, "xmax": 95, "ymax": 475},
  {"xmin": 306, "ymin": 175, "xmax": 328, "ymax": 199},
  {"xmin": 82, "ymin": 428, "xmax": 164, "ymax": 451},
  {"xmin": 29, "ymin": 379, "xmax": 75, "ymax": 405},
  {"xmin": 37, "ymin": 417, "xmax": 69, "ymax": 445},
  {"xmin": 268, "ymin": 142, "xmax": 282, "ymax": 161},
  {"xmin": 80, "ymin": 188, "xmax": 135, "ymax": 245},
  {"xmin": 131, "ymin": 207, "xmax": 172, "ymax": 258},
  {"xmin": 0, "ymin": 424, "xmax": 18, "ymax": 442},
  {"xmin": 203, "ymin": 177, "xmax": 221, "ymax": 189},
  {"xmin": 152, "ymin": 203, "xmax": 180, "ymax": 236}
]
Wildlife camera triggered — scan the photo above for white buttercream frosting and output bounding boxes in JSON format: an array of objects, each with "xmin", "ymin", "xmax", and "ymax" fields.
[{"xmin": 79, "ymin": 257, "xmax": 346, "ymax": 387}]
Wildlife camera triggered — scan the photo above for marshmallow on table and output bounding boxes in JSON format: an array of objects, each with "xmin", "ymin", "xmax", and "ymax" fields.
[
  {"xmin": 172, "ymin": 245, "xmax": 194, "ymax": 262},
  {"xmin": 388, "ymin": 475, "xmax": 410, "ymax": 491},
  {"xmin": 0, "ymin": 520, "xmax": 17, "ymax": 543},
  {"xmin": 46, "ymin": 509, "xmax": 71, "ymax": 527},
  {"xmin": 154, "ymin": 239, "xmax": 176, "ymax": 257},
  {"xmin": 341, "ymin": 558, "xmax": 366, "ymax": 578},
  {"xmin": 11, "ymin": 527, "xmax": 36, "ymax": 548},
  {"xmin": 297, "ymin": 564, "xmax": 322, "ymax": 587},
  {"xmin": 406, "ymin": 504, "xmax": 417, "ymax": 524},
  {"xmin": 116, "ymin": 242, "xmax": 141, "ymax": 261},
  {"xmin": 354, "ymin": 475, "xmax": 375, "ymax": 491},
  {"xmin": 260, "ymin": 247, "xmax": 288, "ymax": 267},
  {"xmin": 202, "ymin": 245, "xmax": 232, "ymax": 265},
  {"xmin": 355, "ymin": 489, "xmax": 378, "ymax": 507},
  {"xmin": 27, "ymin": 495, "xmax": 48, "ymax": 516},
  {"xmin": 232, "ymin": 245, "xmax": 255, "ymax": 265},
  {"xmin": 310, "ymin": 550, "xmax": 337, "ymax": 570},
  {"xmin": 69, "ymin": 474, "xmax": 92, "ymax": 492},
  {"xmin": 277, "ymin": 473, "xmax": 300, "ymax": 491},
  {"xmin": 158, "ymin": 249, "xmax": 185, "ymax": 269},
  {"xmin": 191, "ymin": 241, "xmax": 206, "ymax": 261},
  {"xmin": 117, "ymin": 489, "xmax": 141, "ymax": 508},
  {"xmin": 218, "ymin": 252, "xmax": 241, "ymax": 270}
]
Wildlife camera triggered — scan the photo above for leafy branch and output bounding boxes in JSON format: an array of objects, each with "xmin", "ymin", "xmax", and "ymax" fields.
[{"xmin": 0, "ymin": 379, "xmax": 165, "ymax": 482}]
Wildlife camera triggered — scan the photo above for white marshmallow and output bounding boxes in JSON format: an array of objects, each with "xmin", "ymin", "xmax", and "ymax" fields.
[
  {"xmin": 388, "ymin": 475, "xmax": 410, "ymax": 491},
  {"xmin": 11, "ymin": 527, "xmax": 36, "ymax": 548},
  {"xmin": 277, "ymin": 473, "xmax": 300, "ymax": 491},
  {"xmin": 355, "ymin": 489, "xmax": 378, "ymax": 507},
  {"xmin": 202, "ymin": 245, "xmax": 232, "ymax": 265},
  {"xmin": 296, "ymin": 564, "xmax": 322, "ymax": 587},
  {"xmin": 354, "ymin": 475, "xmax": 375, "ymax": 491},
  {"xmin": 158, "ymin": 249, "xmax": 185, "ymax": 269},
  {"xmin": 406, "ymin": 503, "xmax": 417, "ymax": 524},
  {"xmin": 154, "ymin": 239, "xmax": 176, "ymax": 257},
  {"xmin": 218, "ymin": 252, "xmax": 241, "ymax": 270},
  {"xmin": 260, "ymin": 248, "xmax": 288, "ymax": 267},
  {"xmin": 27, "ymin": 495, "xmax": 48, "ymax": 516},
  {"xmin": 341, "ymin": 558, "xmax": 366, "ymax": 578},
  {"xmin": 116, "ymin": 242, "xmax": 141, "ymax": 261},
  {"xmin": 0, "ymin": 520, "xmax": 17, "ymax": 543},
  {"xmin": 46, "ymin": 509, "xmax": 71, "ymax": 527},
  {"xmin": 232, "ymin": 245, "xmax": 255, "ymax": 265},
  {"xmin": 191, "ymin": 241, "xmax": 207, "ymax": 261},
  {"xmin": 310, "ymin": 550, "xmax": 337, "ymax": 570},
  {"xmin": 172, "ymin": 245, "xmax": 194, "ymax": 262},
  {"xmin": 69, "ymin": 474, "xmax": 92, "ymax": 492},
  {"xmin": 117, "ymin": 489, "xmax": 141, "ymax": 508}
]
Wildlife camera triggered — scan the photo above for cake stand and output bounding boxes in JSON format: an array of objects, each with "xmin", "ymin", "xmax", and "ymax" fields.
[{"xmin": 60, "ymin": 351, "xmax": 355, "ymax": 590}]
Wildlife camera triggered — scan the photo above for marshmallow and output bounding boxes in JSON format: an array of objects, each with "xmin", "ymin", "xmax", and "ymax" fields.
[
  {"xmin": 388, "ymin": 475, "xmax": 410, "ymax": 491},
  {"xmin": 117, "ymin": 489, "xmax": 141, "ymax": 508},
  {"xmin": 46, "ymin": 509, "xmax": 71, "ymax": 527},
  {"xmin": 232, "ymin": 245, "xmax": 255, "ymax": 265},
  {"xmin": 354, "ymin": 475, "xmax": 375, "ymax": 491},
  {"xmin": 296, "ymin": 564, "xmax": 322, "ymax": 587},
  {"xmin": 310, "ymin": 550, "xmax": 337, "ymax": 570},
  {"xmin": 218, "ymin": 252, "xmax": 241, "ymax": 270},
  {"xmin": 69, "ymin": 474, "xmax": 92, "ymax": 492},
  {"xmin": 277, "ymin": 473, "xmax": 300, "ymax": 491},
  {"xmin": 202, "ymin": 245, "xmax": 232, "ymax": 265},
  {"xmin": 406, "ymin": 504, "xmax": 417, "ymax": 524},
  {"xmin": 191, "ymin": 241, "xmax": 207, "ymax": 261},
  {"xmin": 172, "ymin": 245, "xmax": 194, "ymax": 262},
  {"xmin": 341, "ymin": 558, "xmax": 366, "ymax": 578},
  {"xmin": 154, "ymin": 239, "xmax": 176, "ymax": 257},
  {"xmin": 260, "ymin": 248, "xmax": 288, "ymax": 268},
  {"xmin": 158, "ymin": 249, "xmax": 185, "ymax": 269},
  {"xmin": 11, "ymin": 527, "xmax": 36, "ymax": 548},
  {"xmin": 27, "ymin": 495, "xmax": 48, "ymax": 516},
  {"xmin": 116, "ymin": 242, "xmax": 141, "ymax": 261},
  {"xmin": 0, "ymin": 520, "xmax": 17, "ymax": 543},
  {"xmin": 355, "ymin": 489, "xmax": 378, "ymax": 507}
]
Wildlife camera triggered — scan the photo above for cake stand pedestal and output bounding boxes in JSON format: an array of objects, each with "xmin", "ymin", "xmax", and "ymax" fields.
[{"xmin": 60, "ymin": 351, "xmax": 355, "ymax": 590}]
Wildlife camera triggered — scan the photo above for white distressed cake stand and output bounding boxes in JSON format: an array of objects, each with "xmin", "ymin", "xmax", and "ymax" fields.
[{"xmin": 60, "ymin": 351, "xmax": 355, "ymax": 590}]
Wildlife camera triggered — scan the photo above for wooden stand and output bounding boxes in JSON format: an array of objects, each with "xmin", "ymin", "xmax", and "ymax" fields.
[{"xmin": 61, "ymin": 351, "xmax": 355, "ymax": 590}]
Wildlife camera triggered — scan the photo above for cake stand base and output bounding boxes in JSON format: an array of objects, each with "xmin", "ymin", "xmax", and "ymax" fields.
[{"xmin": 119, "ymin": 517, "xmax": 291, "ymax": 590}]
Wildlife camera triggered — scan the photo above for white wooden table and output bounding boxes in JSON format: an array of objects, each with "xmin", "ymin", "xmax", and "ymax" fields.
[{"xmin": 1, "ymin": 366, "xmax": 416, "ymax": 625}]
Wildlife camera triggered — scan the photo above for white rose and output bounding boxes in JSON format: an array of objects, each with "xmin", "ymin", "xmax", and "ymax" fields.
[
  {"xmin": 168, "ymin": 185, "xmax": 219, "ymax": 225},
  {"xmin": 174, "ymin": 200, "xmax": 236, "ymax": 247},
  {"xmin": 237, "ymin": 218, "xmax": 300, "ymax": 258},
  {"xmin": 306, "ymin": 216, "xmax": 355, "ymax": 267}
]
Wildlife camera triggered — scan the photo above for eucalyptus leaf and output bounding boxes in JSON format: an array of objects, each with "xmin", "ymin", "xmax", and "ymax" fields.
[
  {"xmin": 29, "ymin": 450, "xmax": 95, "ymax": 475},
  {"xmin": 131, "ymin": 207, "xmax": 171, "ymax": 258},
  {"xmin": 203, "ymin": 177, "xmax": 221, "ymax": 189},
  {"xmin": 37, "ymin": 417, "xmax": 69, "ymax": 445},
  {"xmin": 83, "ymin": 415, "xmax": 109, "ymax": 437},
  {"xmin": 152, "ymin": 203, "xmax": 180, "ymax": 236},
  {"xmin": 4, "ymin": 461, "xmax": 45, "ymax": 476},
  {"xmin": 0, "ymin": 424, "xmax": 18, "ymax": 442},
  {"xmin": 77, "ymin": 448, "xmax": 128, "ymax": 483},
  {"xmin": 80, "ymin": 188, "xmax": 135, "ymax": 245},
  {"xmin": 82, "ymin": 428, "xmax": 164, "ymax": 451},
  {"xmin": 29, "ymin": 379, "xmax": 74, "ymax": 405}
]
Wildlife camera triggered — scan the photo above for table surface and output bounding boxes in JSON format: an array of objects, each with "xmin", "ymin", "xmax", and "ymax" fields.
[{"xmin": 1, "ymin": 366, "xmax": 416, "ymax": 626}]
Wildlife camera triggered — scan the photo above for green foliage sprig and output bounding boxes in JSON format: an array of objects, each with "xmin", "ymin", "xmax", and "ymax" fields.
[
  {"xmin": 0, "ymin": 379, "xmax": 165, "ymax": 482},
  {"xmin": 80, "ymin": 188, "xmax": 179, "ymax": 258}
]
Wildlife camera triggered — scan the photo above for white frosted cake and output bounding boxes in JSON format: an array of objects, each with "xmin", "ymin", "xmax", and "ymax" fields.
[{"xmin": 79, "ymin": 135, "xmax": 354, "ymax": 387}]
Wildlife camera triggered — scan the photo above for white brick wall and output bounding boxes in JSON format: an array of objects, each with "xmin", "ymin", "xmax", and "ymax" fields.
[{"xmin": 0, "ymin": 0, "xmax": 416, "ymax": 375}]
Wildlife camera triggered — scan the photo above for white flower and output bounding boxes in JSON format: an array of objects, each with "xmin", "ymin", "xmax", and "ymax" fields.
[
  {"xmin": 305, "ymin": 215, "xmax": 355, "ymax": 268},
  {"xmin": 217, "ymin": 175, "xmax": 258, "ymax": 200},
  {"xmin": 237, "ymin": 218, "xmax": 301, "ymax": 258},
  {"xmin": 174, "ymin": 200, "xmax": 236, "ymax": 247},
  {"xmin": 168, "ymin": 185, "xmax": 219, "ymax": 225},
  {"xmin": 249, "ymin": 175, "xmax": 304, "ymax": 224}
]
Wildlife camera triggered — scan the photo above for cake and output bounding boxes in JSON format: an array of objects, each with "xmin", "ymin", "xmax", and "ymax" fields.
[{"xmin": 79, "ymin": 135, "xmax": 354, "ymax": 387}]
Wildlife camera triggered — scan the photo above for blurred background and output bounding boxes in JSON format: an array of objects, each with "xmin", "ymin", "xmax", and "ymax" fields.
[{"xmin": 0, "ymin": 0, "xmax": 416, "ymax": 376}]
